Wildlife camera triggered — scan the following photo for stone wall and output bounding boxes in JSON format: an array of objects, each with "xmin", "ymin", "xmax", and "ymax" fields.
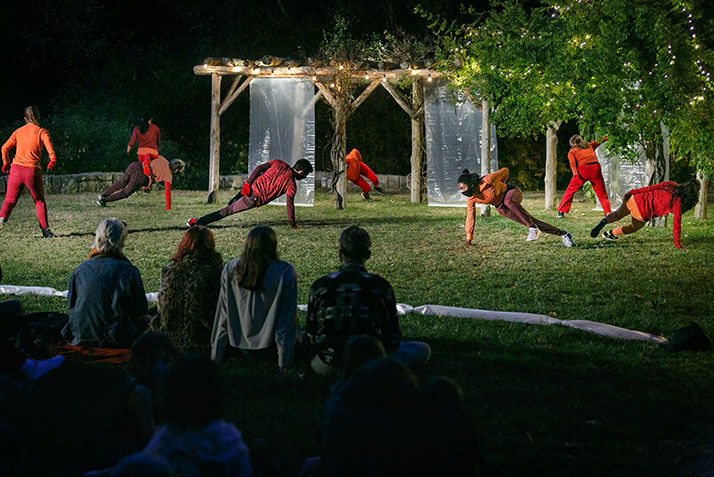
[{"xmin": 0, "ymin": 171, "xmax": 411, "ymax": 194}]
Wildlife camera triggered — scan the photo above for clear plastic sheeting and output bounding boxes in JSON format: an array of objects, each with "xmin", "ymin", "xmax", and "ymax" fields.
[
  {"xmin": 249, "ymin": 78, "xmax": 315, "ymax": 206},
  {"xmin": 1, "ymin": 286, "xmax": 667, "ymax": 343},
  {"xmin": 424, "ymin": 79, "xmax": 498, "ymax": 207},
  {"xmin": 595, "ymin": 144, "xmax": 648, "ymax": 209}
]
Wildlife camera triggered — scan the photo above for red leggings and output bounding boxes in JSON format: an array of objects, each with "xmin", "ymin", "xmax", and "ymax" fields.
[
  {"xmin": 0, "ymin": 165, "xmax": 49, "ymax": 228},
  {"xmin": 349, "ymin": 162, "xmax": 379, "ymax": 194},
  {"xmin": 558, "ymin": 162, "xmax": 611, "ymax": 215}
]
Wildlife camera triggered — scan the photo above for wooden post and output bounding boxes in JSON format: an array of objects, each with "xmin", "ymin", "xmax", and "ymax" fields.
[
  {"xmin": 544, "ymin": 120, "xmax": 562, "ymax": 210},
  {"xmin": 332, "ymin": 105, "xmax": 348, "ymax": 209},
  {"xmin": 410, "ymin": 79, "xmax": 424, "ymax": 203},
  {"xmin": 480, "ymin": 99, "xmax": 491, "ymax": 216},
  {"xmin": 695, "ymin": 169, "xmax": 708, "ymax": 220},
  {"xmin": 207, "ymin": 73, "xmax": 221, "ymax": 203}
]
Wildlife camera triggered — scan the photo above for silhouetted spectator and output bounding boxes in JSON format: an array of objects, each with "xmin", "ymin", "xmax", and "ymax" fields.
[
  {"xmin": 155, "ymin": 226, "xmax": 222, "ymax": 351},
  {"xmin": 305, "ymin": 226, "xmax": 430, "ymax": 376},
  {"xmin": 211, "ymin": 226, "xmax": 298, "ymax": 371},
  {"xmin": 62, "ymin": 218, "xmax": 148, "ymax": 348}
]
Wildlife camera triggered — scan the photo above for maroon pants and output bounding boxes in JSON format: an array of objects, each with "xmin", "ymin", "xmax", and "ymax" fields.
[
  {"xmin": 0, "ymin": 165, "xmax": 49, "ymax": 228},
  {"xmin": 102, "ymin": 162, "xmax": 149, "ymax": 202},
  {"xmin": 197, "ymin": 195, "xmax": 259, "ymax": 225},
  {"xmin": 558, "ymin": 162, "xmax": 611, "ymax": 214},
  {"xmin": 496, "ymin": 186, "xmax": 564, "ymax": 236}
]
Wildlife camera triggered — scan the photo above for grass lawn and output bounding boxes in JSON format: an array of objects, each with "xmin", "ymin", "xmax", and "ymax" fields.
[{"xmin": 1, "ymin": 188, "xmax": 713, "ymax": 476}]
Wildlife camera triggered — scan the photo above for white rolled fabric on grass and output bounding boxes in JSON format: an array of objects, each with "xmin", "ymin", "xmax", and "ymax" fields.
[{"xmin": 1, "ymin": 286, "xmax": 667, "ymax": 344}]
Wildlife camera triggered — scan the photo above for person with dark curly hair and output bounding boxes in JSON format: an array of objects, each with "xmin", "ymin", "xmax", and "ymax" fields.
[
  {"xmin": 590, "ymin": 180, "xmax": 700, "ymax": 248},
  {"xmin": 97, "ymin": 157, "xmax": 185, "ymax": 210}
]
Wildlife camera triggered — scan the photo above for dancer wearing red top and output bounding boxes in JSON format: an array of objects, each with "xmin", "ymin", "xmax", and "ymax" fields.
[
  {"xmin": 346, "ymin": 149, "xmax": 385, "ymax": 200},
  {"xmin": 557, "ymin": 135, "xmax": 611, "ymax": 218},
  {"xmin": 187, "ymin": 159, "xmax": 313, "ymax": 229},
  {"xmin": 127, "ymin": 112, "xmax": 161, "ymax": 176},
  {"xmin": 590, "ymin": 180, "xmax": 699, "ymax": 248},
  {"xmin": 0, "ymin": 106, "xmax": 57, "ymax": 238},
  {"xmin": 458, "ymin": 167, "xmax": 574, "ymax": 247}
]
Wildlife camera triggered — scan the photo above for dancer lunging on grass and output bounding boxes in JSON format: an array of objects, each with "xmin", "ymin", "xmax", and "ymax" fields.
[
  {"xmin": 97, "ymin": 157, "xmax": 185, "ymax": 210},
  {"xmin": 458, "ymin": 167, "xmax": 574, "ymax": 247},
  {"xmin": 346, "ymin": 148, "xmax": 385, "ymax": 200},
  {"xmin": 590, "ymin": 180, "xmax": 699, "ymax": 248},
  {"xmin": 187, "ymin": 158, "xmax": 312, "ymax": 229}
]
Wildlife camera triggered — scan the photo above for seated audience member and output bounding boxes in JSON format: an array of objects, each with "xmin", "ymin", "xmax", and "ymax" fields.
[
  {"xmin": 305, "ymin": 226, "xmax": 431, "ymax": 376},
  {"xmin": 62, "ymin": 218, "xmax": 148, "ymax": 348},
  {"xmin": 139, "ymin": 355, "xmax": 252, "ymax": 476},
  {"xmin": 211, "ymin": 225, "xmax": 298, "ymax": 371},
  {"xmin": 115, "ymin": 332, "xmax": 176, "ymax": 458},
  {"xmin": 109, "ymin": 451, "xmax": 171, "ymax": 477},
  {"xmin": 155, "ymin": 226, "xmax": 222, "ymax": 351},
  {"xmin": 333, "ymin": 334, "xmax": 386, "ymax": 392}
]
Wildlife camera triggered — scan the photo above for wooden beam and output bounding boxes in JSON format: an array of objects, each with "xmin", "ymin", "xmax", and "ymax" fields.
[
  {"xmin": 219, "ymin": 76, "xmax": 253, "ymax": 116},
  {"xmin": 313, "ymin": 81, "xmax": 338, "ymax": 109},
  {"xmin": 349, "ymin": 79, "xmax": 381, "ymax": 113},
  {"xmin": 208, "ymin": 73, "xmax": 222, "ymax": 203},
  {"xmin": 463, "ymin": 89, "xmax": 482, "ymax": 111},
  {"xmin": 480, "ymin": 99, "xmax": 490, "ymax": 216},
  {"xmin": 381, "ymin": 81, "xmax": 413, "ymax": 119},
  {"xmin": 194, "ymin": 64, "xmax": 443, "ymax": 80},
  {"xmin": 300, "ymin": 90, "xmax": 322, "ymax": 118},
  {"xmin": 223, "ymin": 75, "xmax": 242, "ymax": 106}
]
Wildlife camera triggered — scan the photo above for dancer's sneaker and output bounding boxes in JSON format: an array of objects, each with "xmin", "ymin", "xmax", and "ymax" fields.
[
  {"xmin": 590, "ymin": 218, "xmax": 607, "ymax": 237},
  {"xmin": 562, "ymin": 232, "xmax": 575, "ymax": 247},
  {"xmin": 602, "ymin": 230, "xmax": 618, "ymax": 241},
  {"xmin": 556, "ymin": 211, "xmax": 565, "ymax": 218},
  {"xmin": 0, "ymin": 217, "xmax": 5, "ymax": 231},
  {"xmin": 41, "ymin": 228, "xmax": 55, "ymax": 238},
  {"xmin": 96, "ymin": 195, "xmax": 106, "ymax": 207},
  {"xmin": 526, "ymin": 226, "xmax": 541, "ymax": 241},
  {"xmin": 361, "ymin": 192, "xmax": 370, "ymax": 200},
  {"xmin": 186, "ymin": 218, "xmax": 197, "ymax": 227},
  {"xmin": 373, "ymin": 185, "xmax": 386, "ymax": 195}
]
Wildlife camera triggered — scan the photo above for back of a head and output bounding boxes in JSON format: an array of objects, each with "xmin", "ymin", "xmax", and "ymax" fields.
[
  {"xmin": 24, "ymin": 106, "xmax": 40, "ymax": 125},
  {"xmin": 130, "ymin": 331, "xmax": 175, "ymax": 384},
  {"xmin": 161, "ymin": 355, "xmax": 224, "ymax": 431},
  {"xmin": 342, "ymin": 335, "xmax": 386, "ymax": 380},
  {"xmin": 339, "ymin": 226, "xmax": 371, "ymax": 263},
  {"xmin": 139, "ymin": 112, "xmax": 152, "ymax": 134},
  {"xmin": 458, "ymin": 168, "xmax": 480, "ymax": 187},
  {"xmin": 293, "ymin": 158, "xmax": 313, "ymax": 175},
  {"xmin": 172, "ymin": 225, "xmax": 217, "ymax": 261},
  {"xmin": 676, "ymin": 179, "xmax": 700, "ymax": 213},
  {"xmin": 569, "ymin": 134, "xmax": 588, "ymax": 149},
  {"xmin": 92, "ymin": 218, "xmax": 128, "ymax": 255},
  {"xmin": 347, "ymin": 149, "xmax": 362, "ymax": 161},
  {"xmin": 170, "ymin": 158, "xmax": 185, "ymax": 174},
  {"xmin": 236, "ymin": 225, "xmax": 278, "ymax": 291}
]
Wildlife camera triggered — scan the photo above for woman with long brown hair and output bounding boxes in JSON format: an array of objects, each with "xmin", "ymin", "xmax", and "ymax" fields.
[
  {"xmin": 211, "ymin": 225, "xmax": 298, "ymax": 371},
  {"xmin": 155, "ymin": 225, "xmax": 223, "ymax": 351}
]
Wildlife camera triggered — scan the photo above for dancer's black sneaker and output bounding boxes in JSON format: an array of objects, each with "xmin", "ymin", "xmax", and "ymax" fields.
[
  {"xmin": 96, "ymin": 194, "xmax": 106, "ymax": 207},
  {"xmin": 562, "ymin": 232, "xmax": 575, "ymax": 247},
  {"xmin": 556, "ymin": 211, "xmax": 565, "ymax": 218},
  {"xmin": 373, "ymin": 185, "xmax": 386, "ymax": 195},
  {"xmin": 41, "ymin": 228, "xmax": 55, "ymax": 238},
  {"xmin": 361, "ymin": 192, "xmax": 370, "ymax": 200},
  {"xmin": 591, "ymin": 218, "xmax": 607, "ymax": 238},
  {"xmin": 602, "ymin": 230, "xmax": 618, "ymax": 241}
]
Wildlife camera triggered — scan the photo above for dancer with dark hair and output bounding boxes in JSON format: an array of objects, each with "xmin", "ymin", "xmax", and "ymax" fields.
[
  {"xmin": 458, "ymin": 167, "xmax": 574, "ymax": 247},
  {"xmin": 0, "ymin": 106, "xmax": 57, "ymax": 238},
  {"xmin": 346, "ymin": 148, "xmax": 385, "ymax": 200},
  {"xmin": 557, "ymin": 134, "xmax": 611, "ymax": 218},
  {"xmin": 187, "ymin": 158, "xmax": 313, "ymax": 229},
  {"xmin": 127, "ymin": 112, "xmax": 161, "ymax": 176},
  {"xmin": 211, "ymin": 225, "xmax": 297, "ymax": 371},
  {"xmin": 590, "ymin": 180, "xmax": 700, "ymax": 248},
  {"xmin": 97, "ymin": 157, "xmax": 185, "ymax": 210}
]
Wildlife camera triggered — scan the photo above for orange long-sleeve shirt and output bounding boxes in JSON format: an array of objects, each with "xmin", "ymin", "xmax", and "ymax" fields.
[
  {"xmin": 2, "ymin": 123, "xmax": 56, "ymax": 169},
  {"xmin": 567, "ymin": 138, "xmax": 604, "ymax": 177},
  {"xmin": 465, "ymin": 167, "xmax": 509, "ymax": 242}
]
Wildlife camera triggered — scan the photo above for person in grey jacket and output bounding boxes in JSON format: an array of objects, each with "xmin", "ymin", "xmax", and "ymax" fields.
[
  {"xmin": 210, "ymin": 225, "xmax": 297, "ymax": 371},
  {"xmin": 62, "ymin": 218, "xmax": 148, "ymax": 348}
]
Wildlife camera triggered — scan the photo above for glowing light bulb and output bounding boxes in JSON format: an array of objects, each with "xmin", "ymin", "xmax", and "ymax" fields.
[{"xmin": 428, "ymin": 74, "xmax": 433, "ymax": 82}]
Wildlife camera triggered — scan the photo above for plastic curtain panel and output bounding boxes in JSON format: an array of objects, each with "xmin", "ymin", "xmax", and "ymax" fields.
[
  {"xmin": 424, "ymin": 79, "xmax": 498, "ymax": 207},
  {"xmin": 594, "ymin": 144, "xmax": 648, "ymax": 209},
  {"xmin": 249, "ymin": 78, "xmax": 315, "ymax": 206}
]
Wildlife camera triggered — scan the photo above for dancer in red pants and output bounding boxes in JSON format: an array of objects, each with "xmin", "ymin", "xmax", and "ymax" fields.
[
  {"xmin": 346, "ymin": 149, "xmax": 384, "ymax": 200},
  {"xmin": 590, "ymin": 180, "xmax": 699, "ymax": 248},
  {"xmin": 557, "ymin": 135, "xmax": 611, "ymax": 218},
  {"xmin": 0, "ymin": 106, "xmax": 57, "ymax": 238},
  {"xmin": 458, "ymin": 167, "xmax": 574, "ymax": 247},
  {"xmin": 127, "ymin": 112, "xmax": 161, "ymax": 176}
]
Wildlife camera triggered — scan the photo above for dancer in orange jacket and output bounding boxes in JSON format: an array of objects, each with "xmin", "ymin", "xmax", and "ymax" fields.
[
  {"xmin": 346, "ymin": 149, "xmax": 384, "ymax": 200},
  {"xmin": 127, "ymin": 112, "xmax": 161, "ymax": 176},
  {"xmin": 590, "ymin": 180, "xmax": 699, "ymax": 248},
  {"xmin": 0, "ymin": 106, "xmax": 57, "ymax": 238},
  {"xmin": 557, "ymin": 135, "xmax": 611, "ymax": 218},
  {"xmin": 458, "ymin": 167, "xmax": 574, "ymax": 247}
]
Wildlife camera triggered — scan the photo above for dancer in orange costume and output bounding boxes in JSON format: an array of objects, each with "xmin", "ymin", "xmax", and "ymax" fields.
[{"xmin": 346, "ymin": 149, "xmax": 385, "ymax": 200}]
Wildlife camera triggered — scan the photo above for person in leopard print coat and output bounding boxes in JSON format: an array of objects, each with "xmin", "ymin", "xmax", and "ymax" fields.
[{"xmin": 155, "ymin": 226, "xmax": 223, "ymax": 351}]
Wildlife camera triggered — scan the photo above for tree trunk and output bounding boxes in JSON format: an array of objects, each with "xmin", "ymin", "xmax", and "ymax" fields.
[
  {"xmin": 331, "ymin": 106, "xmax": 347, "ymax": 210},
  {"xmin": 207, "ymin": 73, "xmax": 222, "ymax": 204},
  {"xmin": 646, "ymin": 139, "xmax": 669, "ymax": 227},
  {"xmin": 695, "ymin": 169, "xmax": 708, "ymax": 220},
  {"xmin": 544, "ymin": 120, "xmax": 562, "ymax": 210},
  {"xmin": 410, "ymin": 80, "xmax": 424, "ymax": 203},
  {"xmin": 480, "ymin": 99, "xmax": 491, "ymax": 217}
]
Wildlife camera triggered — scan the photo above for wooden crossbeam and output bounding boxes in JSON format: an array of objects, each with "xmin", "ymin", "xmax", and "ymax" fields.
[
  {"xmin": 219, "ymin": 76, "xmax": 253, "ymax": 116},
  {"xmin": 313, "ymin": 81, "xmax": 338, "ymax": 109},
  {"xmin": 349, "ymin": 79, "xmax": 381, "ymax": 115},
  {"xmin": 381, "ymin": 80, "xmax": 414, "ymax": 119},
  {"xmin": 194, "ymin": 65, "xmax": 442, "ymax": 80}
]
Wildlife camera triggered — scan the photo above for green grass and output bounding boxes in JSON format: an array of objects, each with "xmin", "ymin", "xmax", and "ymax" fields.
[{"xmin": 1, "ymin": 189, "xmax": 713, "ymax": 476}]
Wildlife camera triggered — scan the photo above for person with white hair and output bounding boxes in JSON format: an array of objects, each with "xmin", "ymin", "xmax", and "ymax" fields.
[{"xmin": 61, "ymin": 218, "xmax": 148, "ymax": 348}]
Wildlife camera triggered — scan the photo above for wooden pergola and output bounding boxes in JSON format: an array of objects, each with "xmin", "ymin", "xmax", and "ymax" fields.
[{"xmin": 194, "ymin": 59, "xmax": 493, "ymax": 210}]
